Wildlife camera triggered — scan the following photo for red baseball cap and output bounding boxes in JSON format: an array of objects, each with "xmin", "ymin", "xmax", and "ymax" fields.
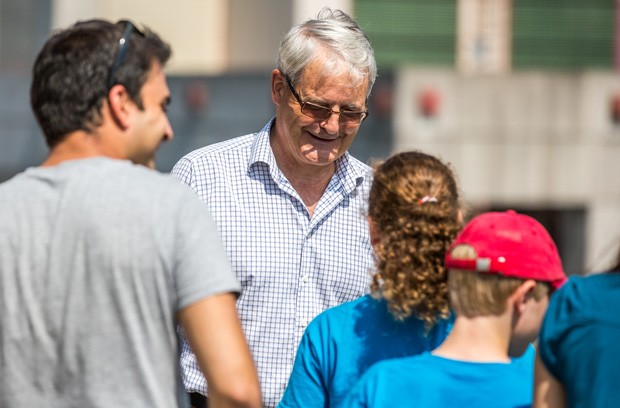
[{"xmin": 445, "ymin": 210, "xmax": 567, "ymax": 289}]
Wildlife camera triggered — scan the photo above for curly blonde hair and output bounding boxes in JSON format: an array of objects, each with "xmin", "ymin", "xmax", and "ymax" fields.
[{"xmin": 369, "ymin": 151, "xmax": 461, "ymax": 329}]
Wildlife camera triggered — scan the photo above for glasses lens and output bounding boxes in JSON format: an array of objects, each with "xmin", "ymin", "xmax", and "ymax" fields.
[
  {"xmin": 301, "ymin": 102, "xmax": 332, "ymax": 121},
  {"xmin": 340, "ymin": 111, "xmax": 366, "ymax": 123}
]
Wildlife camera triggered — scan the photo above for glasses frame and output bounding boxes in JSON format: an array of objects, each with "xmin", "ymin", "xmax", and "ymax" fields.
[
  {"xmin": 107, "ymin": 21, "xmax": 143, "ymax": 91},
  {"xmin": 283, "ymin": 73, "xmax": 368, "ymax": 124}
]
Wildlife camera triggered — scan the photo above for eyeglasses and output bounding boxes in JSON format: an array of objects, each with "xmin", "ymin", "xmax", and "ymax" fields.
[
  {"xmin": 283, "ymin": 74, "xmax": 368, "ymax": 124},
  {"xmin": 107, "ymin": 20, "xmax": 144, "ymax": 90}
]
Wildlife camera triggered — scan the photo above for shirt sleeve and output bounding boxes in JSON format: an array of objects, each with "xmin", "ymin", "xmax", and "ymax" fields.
[{"xmin": 537, "ymin": 279, "xmax": 575, "ymax": 382}]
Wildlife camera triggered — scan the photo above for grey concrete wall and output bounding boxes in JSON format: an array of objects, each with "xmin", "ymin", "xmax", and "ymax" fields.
[{"xmin": 394, "ymin": 68, "xmax": 620, "ymax": 274}]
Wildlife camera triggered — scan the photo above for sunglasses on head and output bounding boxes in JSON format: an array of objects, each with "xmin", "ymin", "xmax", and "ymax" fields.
[{"xmin": 107, "ymin": 20, "xmax": 145, "ymax": 91}]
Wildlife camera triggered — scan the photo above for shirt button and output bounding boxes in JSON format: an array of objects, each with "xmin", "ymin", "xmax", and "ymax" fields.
[
  {"xmin": 300, "ymin": 319, "xmax": 308, "ymax": 328},
  {"xmin": 302, "ymin": 275, "xmax": 309, "ymax": 283}
]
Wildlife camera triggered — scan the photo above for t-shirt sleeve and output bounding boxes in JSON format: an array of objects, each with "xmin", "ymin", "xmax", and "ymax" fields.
[
  {"xmin": 538, "ymin": 278, "xmax": 577, "ymax": 382},
  {"xmin": 279, "ymin": 319, "xmax": 329, "ymax": 407},
  {"xmin": 172, "ymin": 186, "xmax": 239, "ymax": 311}
]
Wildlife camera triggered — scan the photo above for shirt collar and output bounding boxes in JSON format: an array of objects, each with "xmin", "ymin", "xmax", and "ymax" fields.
[
  {"xmin": 249, "ymin": 118, "xmax": 277, "ymax": 169},
  {"xmin": 248, "ymin": 117, "xmax": 367, "ymax": 193}
]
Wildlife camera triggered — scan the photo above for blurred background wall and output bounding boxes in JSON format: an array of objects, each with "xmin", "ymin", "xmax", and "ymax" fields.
[{"xmin": 1, "ymin": 0, "xmax": 618, "ymax": 276}]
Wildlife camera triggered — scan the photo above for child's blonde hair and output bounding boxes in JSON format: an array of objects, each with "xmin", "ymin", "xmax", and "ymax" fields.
[{"xmin": 447, "ymin": 244, "xmax": 551, "ymax": 317}]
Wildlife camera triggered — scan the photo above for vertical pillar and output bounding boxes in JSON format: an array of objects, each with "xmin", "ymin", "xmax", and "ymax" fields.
[
  {"xmin": 615, "ymin": 0, "xmax": 620, "ymax": 71},
  {"xmin": 457, "ymin": 0, "xmax": 512, "ymax": 74}
]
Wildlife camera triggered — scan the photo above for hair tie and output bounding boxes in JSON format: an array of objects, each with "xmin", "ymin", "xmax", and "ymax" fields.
[{"xmin": 418, "ymin": 196, "xmax": 438, "ymax": 205}]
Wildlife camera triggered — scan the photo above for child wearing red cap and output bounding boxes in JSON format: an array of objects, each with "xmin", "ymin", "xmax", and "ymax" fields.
[{"xmin": 346, "ymin": 210, "xmax": 567, "ymax": 408}]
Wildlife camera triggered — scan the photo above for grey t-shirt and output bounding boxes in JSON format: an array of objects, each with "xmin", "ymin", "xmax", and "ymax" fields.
[{"xmin": 0, "ymin": 158, "xmax": 239, "ymax": 408}]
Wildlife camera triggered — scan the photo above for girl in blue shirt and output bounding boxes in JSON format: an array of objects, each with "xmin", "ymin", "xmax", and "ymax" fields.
[{"xmin": 279, "ymin": 151, "xmax": 462, "ymax": 407}]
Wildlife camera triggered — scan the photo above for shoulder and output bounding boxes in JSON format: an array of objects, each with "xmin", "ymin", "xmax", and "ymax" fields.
[
  {"xmin": 0, "ymin": 170, "xmax": 26, "ymax": 193},
  {"xmin": 0, "ymin": 171, "xmax": 34, "ymax": 210},
  {"xmin": 546, "ymin": 273, "xmax": 620, "ymax": 319},
  {"xmin": 171, "ymin": 134, "xmax": 256, "ymax": 184},
  {"xmin": 89, "ymin": 162, "xmax": 213, "ymax": 217},
  {"xmin": 541, "ymin": 272, "xmax": 620, "ymax": 348},
  {"xmin": 376, "ymin": 352, "xmax": 433, "ymax": 371},
  {"xmin": 346, "ymin": 353, "xmax": 435, "ymax": 407},
  {"xmin": 178, "ymin": 134, "xmax": 255, "ymax": 163},
  {"xmin": 543, "ymin": 276, "xmax": 585, "ymax": 320},
  {"xmin": 114, "ymin": 161, "xmax": 192, "ymax": 194},
  {"xmin": 358, "ymin": 353, "xmax": 431, "ymax": 390},
  {"xmin": 173, "ymin": 134, "xmax": 255, "ymax": 171},
  {"xmin": 299, "ymin": 296, "xmax": 382, "ymax": 349},
  {"xmin": 307, "ymin": 295, "xmax": 373, "ymax": 330}
]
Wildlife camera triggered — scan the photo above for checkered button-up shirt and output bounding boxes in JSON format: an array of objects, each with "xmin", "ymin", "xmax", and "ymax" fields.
[{"xmin": 171, "ymin": 119, "xmax": 374, "ymax": 407}]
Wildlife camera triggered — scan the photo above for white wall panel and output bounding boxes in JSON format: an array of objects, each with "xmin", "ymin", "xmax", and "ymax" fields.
[
  {"xmin": 52, "ymin": 0, "xmax": 229, "ymax": 74},
  {"xmin": 394, "ymin": 67, "xmax": 620, "ymax": 268}
]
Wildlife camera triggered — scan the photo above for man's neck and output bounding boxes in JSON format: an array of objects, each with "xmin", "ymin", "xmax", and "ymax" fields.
[
  {"xmin": 41, "ymin": 130, "xmax": 122, "ymax": 167},
  {"xmin": 270, "ymin": 130, "xmax": 338, "ymax": 218},
  {"xmin": 279, "ymin": 161, "xmax": 335, "ymax": 218}
]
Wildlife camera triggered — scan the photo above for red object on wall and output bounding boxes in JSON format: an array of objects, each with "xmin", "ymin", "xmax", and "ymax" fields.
[
  {"xmin": 610, "ymin": 93, "xmax": 620, "ymax": 124},
  {"xmin": 184, "ymin": 80, "xmax": 210, "ymax": 113},
  {"xmin": 371, "ymin": 83, "xmax": 393, "ymax": 119},
  {"xmin": 418, "ymin": 88, "xmax": 441, "ymax": 118}
]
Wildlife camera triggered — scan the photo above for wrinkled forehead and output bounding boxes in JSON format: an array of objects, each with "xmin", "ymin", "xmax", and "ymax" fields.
[
  {"xmin": 298, "ymin": 47, "xmax": 369, "ymax": 86},
  {"xmin": 298, "ymin": 58, "xmax": 369, "ymax": 96}
]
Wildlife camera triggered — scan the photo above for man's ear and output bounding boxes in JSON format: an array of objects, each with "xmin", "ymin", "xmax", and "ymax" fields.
[
  {"xmin": 106, "ymin": 84, "xmax": 133, "ymax": 129},
  {"xmin": 271, "ymin": 69, "xmax": 286, "ymax": 106}
]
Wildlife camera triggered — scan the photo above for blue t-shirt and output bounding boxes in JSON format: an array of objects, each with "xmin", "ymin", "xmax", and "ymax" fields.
[
  {"xmin": 278, "ymin": 294, "xmax": 452, "ymax": 408},
  {"xmin": 346, "ymin": 347, "xmax": 535, "ymax": 408},
  {"xmin": 538, "ymin": 272, "xmax": 620, "ymax": 408}
]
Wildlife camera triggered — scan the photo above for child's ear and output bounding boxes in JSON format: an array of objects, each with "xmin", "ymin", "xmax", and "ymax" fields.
[{"xmin": 513, "ymin": 280, "xmax": 538, "ymax": 314}]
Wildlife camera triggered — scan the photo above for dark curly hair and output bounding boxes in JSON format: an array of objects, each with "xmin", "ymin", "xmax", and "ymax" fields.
[
  {"xmin": 30, "ymin": 19, "xmax": 171, "ymax": 148},
  {"xmin": 369, "ymin": 151, "xmax": 461, "ymax": 329}
]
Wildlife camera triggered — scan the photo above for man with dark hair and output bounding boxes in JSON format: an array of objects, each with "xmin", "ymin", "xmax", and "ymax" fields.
[{"xmin": 0, "ymin": 19, "xmax": 260, "ymax": 408}]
